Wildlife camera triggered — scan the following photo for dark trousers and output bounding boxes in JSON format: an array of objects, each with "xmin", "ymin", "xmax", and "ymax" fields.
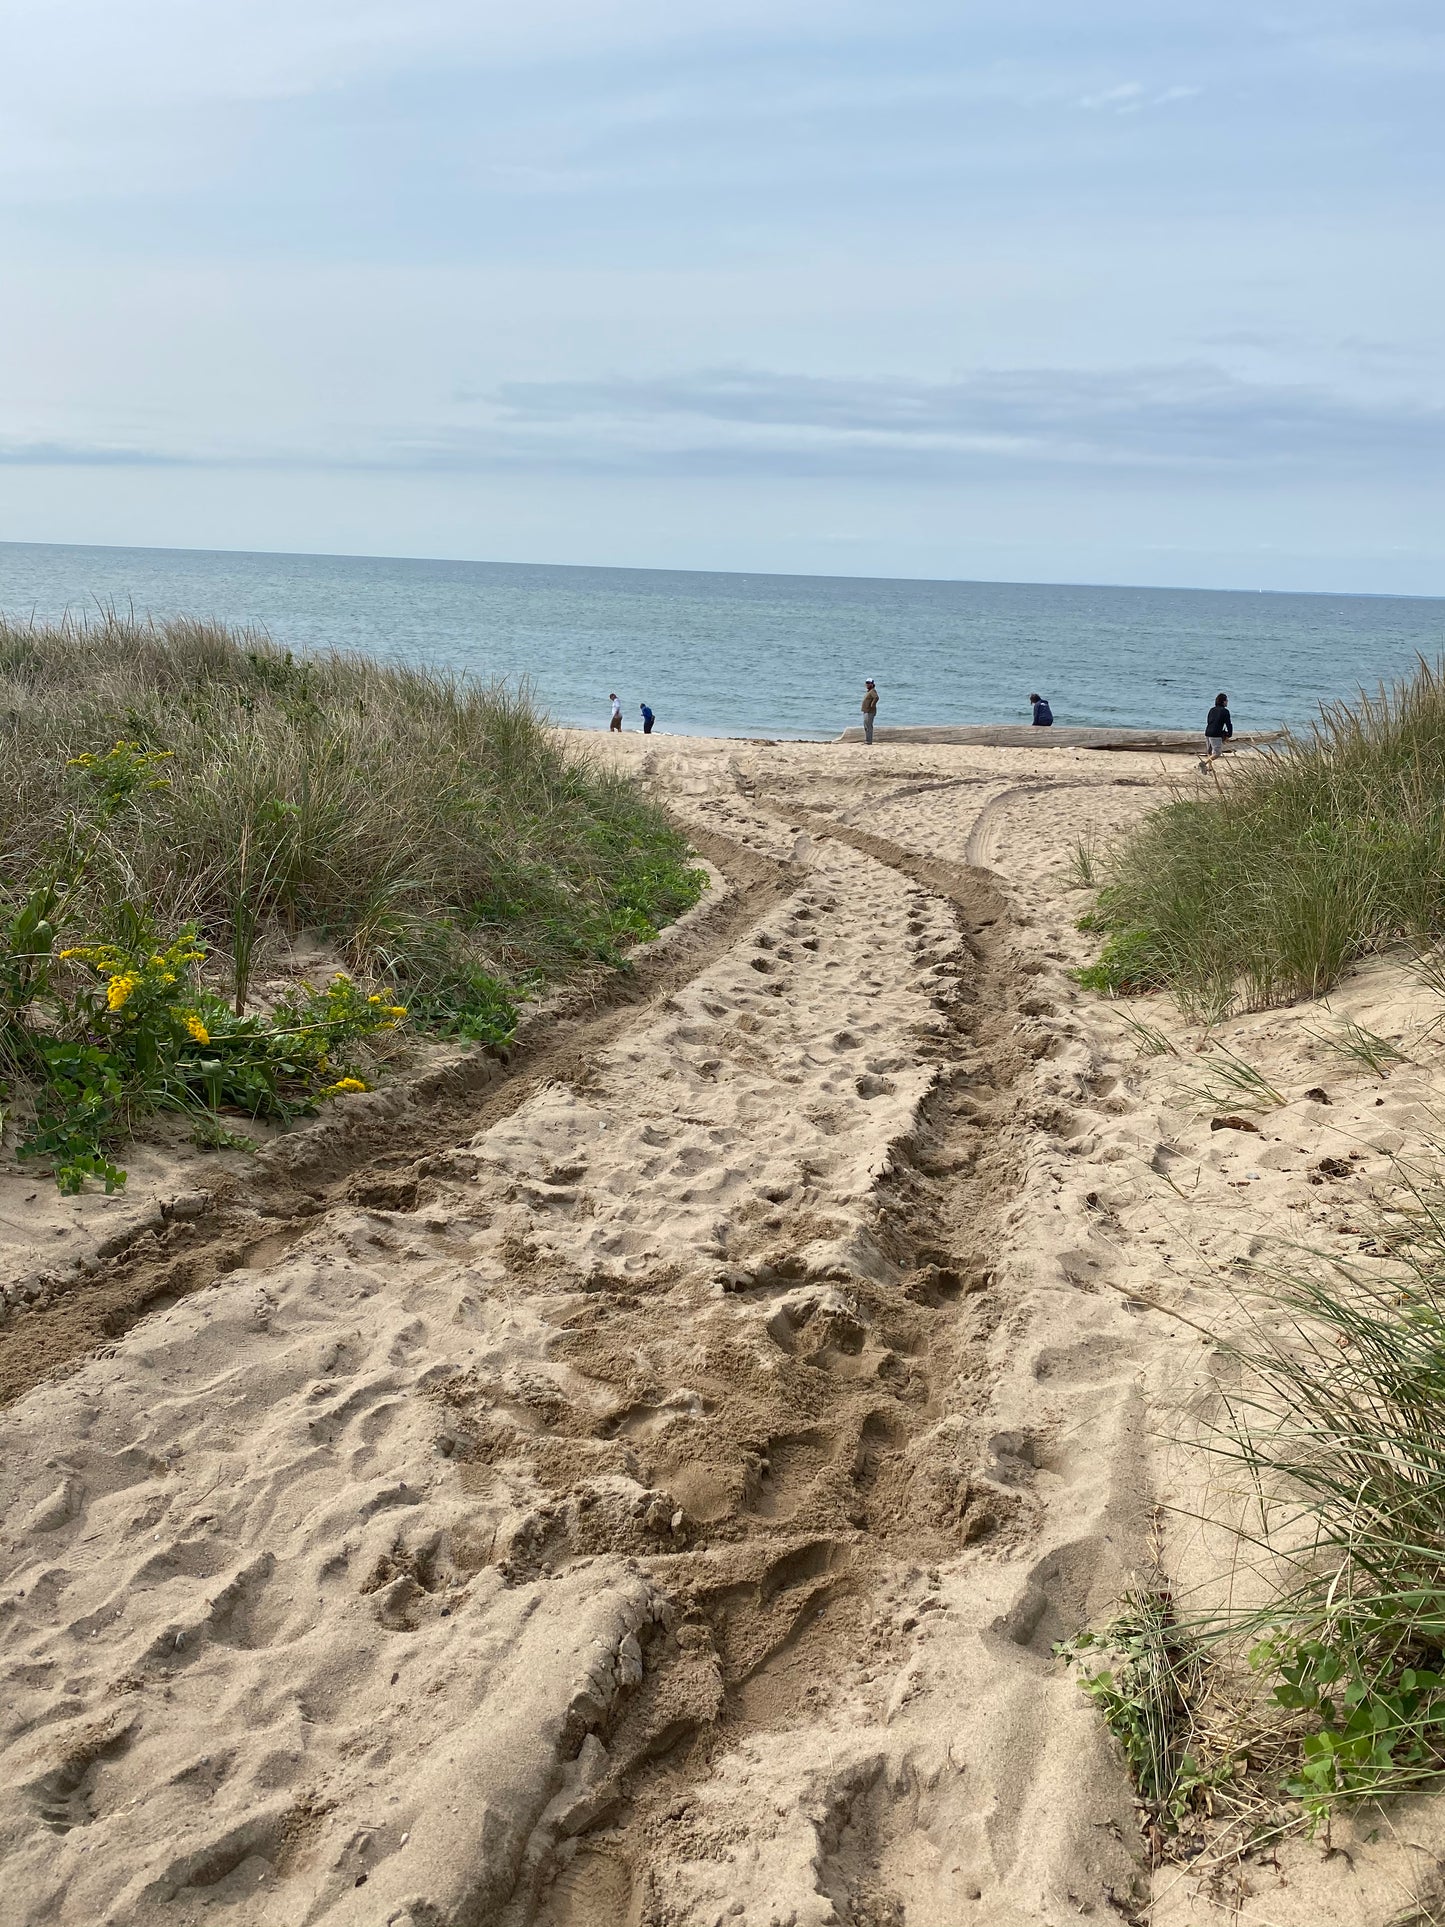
[{"xmin": 643, "ymin": 717, "xmax": 654, "ymax": 734}]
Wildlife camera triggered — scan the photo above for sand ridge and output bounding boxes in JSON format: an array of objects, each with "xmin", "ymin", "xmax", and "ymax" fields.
[{"xmin": 3, "ymin": 733, "xmax": 1445, "ymax": 1924}]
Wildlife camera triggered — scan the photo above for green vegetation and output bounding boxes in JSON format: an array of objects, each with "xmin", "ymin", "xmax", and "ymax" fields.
[
  {"xmin": 1078, "ymin": 661, "xmax": 1445, "ymax": 1016},
  {"xmin": 1065, "ymin": 1178, "xmax": 1445, "ymax": 1848},
  {"xmin": 0, "ymin": 613, "xmax": 705, "ymax": 1188},
  {"xmin": 1066, "ymin": 668, "xmax": 1445, "ymax": 1847},
  {"xmin": 1058, "ymin": 1589, "xmax": 1228, "ymax": 1837},
  {"xmin": 1217, "ymin": 1203, "xmax": 1445, "ymax": 1826}
]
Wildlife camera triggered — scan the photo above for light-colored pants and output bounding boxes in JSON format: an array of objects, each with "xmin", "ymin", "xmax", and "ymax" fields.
[
  {"xmin": 1204, "ymin": 735, "xmax": 1227, "ymax": 759},
  {"xmin": 863, "ymin": 714, "xmax": 875, "ymax": 744}
]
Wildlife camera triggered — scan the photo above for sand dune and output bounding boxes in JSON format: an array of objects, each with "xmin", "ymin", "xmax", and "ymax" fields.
[{"xmin": 3, "ymin": 734, "xmax": 1445, "ymax": 1924}]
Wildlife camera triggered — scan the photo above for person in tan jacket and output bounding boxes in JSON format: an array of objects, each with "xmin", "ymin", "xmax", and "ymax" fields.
[{"xmin": 861, "ymin": 678, "xmax": 879, "ymax": 744}]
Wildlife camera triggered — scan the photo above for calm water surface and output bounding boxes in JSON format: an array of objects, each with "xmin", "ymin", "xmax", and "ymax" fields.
[{"xmin": 2, "ymin": 541, "xmax": 1441, "ymax": 740}]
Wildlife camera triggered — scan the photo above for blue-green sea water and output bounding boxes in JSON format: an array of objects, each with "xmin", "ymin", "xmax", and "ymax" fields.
[{"xmin": 2, "ymin": 540, "xmax": 1441, "ymax": 741}]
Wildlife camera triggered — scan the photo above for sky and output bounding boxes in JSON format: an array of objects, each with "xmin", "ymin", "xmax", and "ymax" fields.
[{"xmin": 0, "ymin": 0, "xmax": 1441, "ymax": 592}]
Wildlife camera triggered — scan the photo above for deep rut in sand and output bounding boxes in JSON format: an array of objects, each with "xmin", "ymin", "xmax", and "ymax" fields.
[
  {"xmin": 498, "ymin": 809, "xmax": 1034, "ymax": 1927},
  {"xmin": 0, "ymin": 825, "xmax": 796, "ymax": 1411}
]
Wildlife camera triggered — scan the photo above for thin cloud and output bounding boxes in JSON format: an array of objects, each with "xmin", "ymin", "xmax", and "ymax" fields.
[
  {"xmin": 1078, "ymin": 80, "xmax": 1201, "ymax": 112},
  {"xmin": 488, "ymin": 363, "xmax": 1445, "ymax": 474},
  {"xmin": 11, "ymin": 363, "xmax": 1439, "ymax": 486}
]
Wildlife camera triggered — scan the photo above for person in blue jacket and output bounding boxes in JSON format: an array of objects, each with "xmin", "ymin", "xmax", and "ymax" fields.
[
  {"xmin": 1029, "ymin": 693, "xmax": 1053, "ymax": 727},
  {"xmin": 640, "ymin": 702, "xmax": 655, "ymax": 735}
]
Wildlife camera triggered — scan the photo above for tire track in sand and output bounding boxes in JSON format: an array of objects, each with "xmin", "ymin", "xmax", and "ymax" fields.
[
  {"xmin": 505, "ymin": 805, "xmax": 1043, "ymax": 1927},
  {"xmin": 0, "ymin": 823, "xmax": 797, "ymax": 1410}
]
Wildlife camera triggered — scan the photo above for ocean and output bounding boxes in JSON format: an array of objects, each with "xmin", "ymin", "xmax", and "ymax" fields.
[{"xmin": 1, "ymin": 540, "xmax": 1441, "ymax": 741}]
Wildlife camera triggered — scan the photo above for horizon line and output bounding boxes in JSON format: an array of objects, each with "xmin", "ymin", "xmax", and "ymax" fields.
[{"xmin": 1, "ymin": 534, "xmax": 1441, "ymax": 606}]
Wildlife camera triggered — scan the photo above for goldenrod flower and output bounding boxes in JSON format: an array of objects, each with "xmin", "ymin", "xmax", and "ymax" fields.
[
  {"xmin": 183, "ymin": 1011, "xmax": 210, "ymax": 1044},
  {"xmin": 107, "ymin": 972, "xmax": 139, "ymax": 1011},
  {"xmin": 386, "ymin": 1005, "xmax": 407, "ymax": 1018},
  {"xmin": 367, "ymin": 993, "xmax": 382, "ymax": 1005},
  {"xmin": 319, "ymin": 1076, "xmax": 368, "ymax": 1097}
]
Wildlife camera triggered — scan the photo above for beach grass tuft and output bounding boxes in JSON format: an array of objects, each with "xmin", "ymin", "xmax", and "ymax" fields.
[{"xmin": 1077, "ymin": 659, "xmax": 1445, "ymax": 1015}]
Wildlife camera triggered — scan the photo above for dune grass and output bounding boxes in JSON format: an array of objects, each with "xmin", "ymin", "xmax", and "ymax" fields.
[
  {"xmin": 1079, "ymin": 660, "xmax": 1445, "ymax": 1017},
  {"xmin": 1063, "ymin": 1178, "xmax": 1445, "ymax": 1851},
  {"xmin": 0, "ymin": 612, "xmax": 704, "ymax": 1186}
]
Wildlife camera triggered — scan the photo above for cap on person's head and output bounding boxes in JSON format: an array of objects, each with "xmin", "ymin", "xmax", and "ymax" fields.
[{"xmin": 865, "ymin": 678, "xmax": 875, "ymax": 686}]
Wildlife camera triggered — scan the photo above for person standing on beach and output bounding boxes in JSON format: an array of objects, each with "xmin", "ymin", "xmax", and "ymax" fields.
[
  {"xmin": 861, "ymin": 678, "xmax": 879, "ymax": 744},
  {"xmin": 1201, "ymin": 692, "xmax": 1233, "ymax": 766},
  {"xmin": 640, "ymin": 702, "xmax": 655, "ymax": 735},
  {"xmin": 609, "ymin": 693, "xmax": 623, "ymax": 732},
  {"xmin": 1029, "ymin": 693, "xmax": 1053, "ymax": 727}
]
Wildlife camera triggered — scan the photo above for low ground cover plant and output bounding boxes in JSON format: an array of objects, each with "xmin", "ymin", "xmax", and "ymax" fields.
[
  {"xmin": 0, "ymin": 614, "xmax": 704, "ymax": 1188},
  {"xmin": 1078, "ymin": 660, "xmax": 1445, "ymax": 1016}
]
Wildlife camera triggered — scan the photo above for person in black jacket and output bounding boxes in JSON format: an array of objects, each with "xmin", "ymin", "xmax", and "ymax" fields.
[
  {"xmin": 1028, "ymin": 693, "xmax": 1053, "ymax": 727},
  {"xmin": 1201, "ymin": 692, "xmax": 1233, "ymax": 767}
]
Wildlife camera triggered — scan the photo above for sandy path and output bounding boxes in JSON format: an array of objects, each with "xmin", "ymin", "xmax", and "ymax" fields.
[{"xmin": 6, "ymin": 734, "xmax": 1445, "ymax": 1925}]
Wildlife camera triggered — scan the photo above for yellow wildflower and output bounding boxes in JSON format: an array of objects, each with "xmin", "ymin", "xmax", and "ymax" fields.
[
  {"xmin": 107, "ymin": 972, "xmax": 139, "ymax": 1012},
  {"xmin": 386, "ymin": 1006, "xmax": 407, "ymax": 1018},
  {"xmin": 319, "ymin": 1077, "xmax": 368, "ymax": 1098},
  {"xmin": 183, "ymin": 1011, "xmax": 210, "ymax": 1044},
  {"xmin": 367, "ymin": 993, "xmax": 383, "ymax": 1005}
]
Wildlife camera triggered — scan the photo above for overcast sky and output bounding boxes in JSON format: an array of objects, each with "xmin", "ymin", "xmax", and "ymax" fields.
[{"xmin": 1, "ymin": 0, "xmax": 1441, "ymax": 591}]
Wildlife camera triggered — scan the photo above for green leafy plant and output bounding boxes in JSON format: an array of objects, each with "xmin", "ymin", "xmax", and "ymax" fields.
[
  {"xmin": 190, "ymin": 1115, "xmax": 257, "ymax": 1153},
  {"xmin": 1058, "ymin": 1588, "xmax": 1227, "ymax": 1832},
  {"xmin": 12, "ymin": 914, "xmax": 404, "ymax": 1189}
]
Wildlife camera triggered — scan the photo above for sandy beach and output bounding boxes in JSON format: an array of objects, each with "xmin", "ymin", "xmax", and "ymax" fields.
[{"xmin": 4, "ymin": 731, "xmax": 1445, "ymax": 1926}]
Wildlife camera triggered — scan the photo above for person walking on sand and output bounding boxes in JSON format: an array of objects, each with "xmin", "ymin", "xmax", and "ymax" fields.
[
  {"xmin": 640, "ymin": 702, "xmax": 655, "ymax": 735},
  {"xmin": 1200, "ymin": 691, "xmax": 1233, "ymax": 768},
  {"xmin": 1029, "ymin": 692, "xmax": 1053, "ymax": 727},
  {"xmin": 860, "ymin": 678, "xmax": 879, "ymax": 744},
  {"xmin": 609, "ymin": 693, "xmax": 623, "ymax": 733}
]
